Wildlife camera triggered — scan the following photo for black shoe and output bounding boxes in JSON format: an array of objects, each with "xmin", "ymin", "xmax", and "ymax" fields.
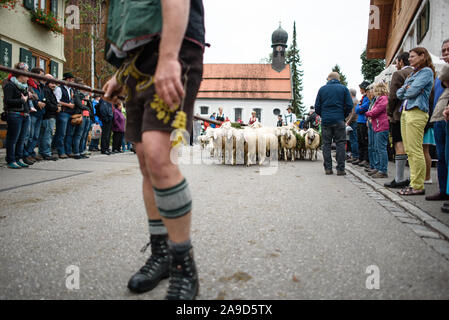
[
  {"xmin": 128, "ymin": 235, "xmax": 170, "ymax": 294},
  {"xmin": 101, "ymin": 151, "xmax": 111, "ymax": 155},
  {"xmin": 165, "ymin": 247, "xmax": 199, "ymax": 300},
  {"xmin": 43, "ymin": 155, "xmax": 58, "ymax": 161},
  {"xmin": 80, "ymin": 154, "xmax": 89, "ymax": 159},
  {"xmin": 384, "ymin": 179, "xmax": 410, "ymax": 189},
  {"xmin": 23, "ymin": 157, "xmax": 35, "ymax": 165},
  {"xmin": 73, "ymin": 155, "xmax": 82, "ymax": 160}
]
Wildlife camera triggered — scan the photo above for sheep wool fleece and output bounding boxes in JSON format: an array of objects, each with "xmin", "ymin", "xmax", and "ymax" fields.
[{"xmin": 153, "ymin": 179, "xmax": 192, "ymax": 219}]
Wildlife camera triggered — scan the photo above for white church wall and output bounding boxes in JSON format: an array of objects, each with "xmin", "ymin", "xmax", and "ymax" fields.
[{"xmin": 194, "ymin": 99, "xmax": 291, "ymax": 127}]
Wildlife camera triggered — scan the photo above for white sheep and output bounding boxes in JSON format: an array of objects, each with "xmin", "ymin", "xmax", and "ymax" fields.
[
  {"xmin": 305, "ymin": 128, "xmax": 321, "ymax": 161},
  {"xmin": 280, "ymin": 128, "xmax": 297, "ymax": 162}
]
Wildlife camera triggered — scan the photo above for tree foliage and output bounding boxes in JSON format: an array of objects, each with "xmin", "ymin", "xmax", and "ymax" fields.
[
  {"xmin": 332, "ymin": 64, "xmax": 348, "ymax": 87},
  {"xmin": 361, "ymin": 48, "xmax": 385, "ymax": 83},
  {"xmin": 67, "ymin": 0, "xmax": 115, "ymax": 88},
  {"xmin": 286, "ymin": 22, "xmax": 305, "ymax": 116}
]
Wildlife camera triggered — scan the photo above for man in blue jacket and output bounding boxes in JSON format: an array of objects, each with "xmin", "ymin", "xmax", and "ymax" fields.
[
  {"xmin": 315, "ymin": 72, "xmax": 353, "ymax": 175},
  {"xmin": 352, "ymin": 81, "xmax": 371, "ymax": 167}
]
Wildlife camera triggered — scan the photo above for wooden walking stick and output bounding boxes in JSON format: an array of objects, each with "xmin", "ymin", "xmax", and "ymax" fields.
[{"xmin": 0, "ymin": 65, "xmax": 245, "ymax": 127}]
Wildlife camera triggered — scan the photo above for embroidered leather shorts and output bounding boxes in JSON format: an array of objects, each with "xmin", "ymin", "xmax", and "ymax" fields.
[{"xmin": 117, "ymin": 39, "xmax": 203, "ymax": 143}]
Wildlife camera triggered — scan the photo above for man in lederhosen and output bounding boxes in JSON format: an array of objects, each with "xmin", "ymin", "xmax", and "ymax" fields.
[{"xmin": 103, "ymin": 0, "xmax": 205, "ymax": 300}]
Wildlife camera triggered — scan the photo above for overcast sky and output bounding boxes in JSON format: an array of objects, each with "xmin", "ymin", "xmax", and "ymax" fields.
[{"xmin": 202, "ymin": 0, "xmax": 371, "ymax": 108}]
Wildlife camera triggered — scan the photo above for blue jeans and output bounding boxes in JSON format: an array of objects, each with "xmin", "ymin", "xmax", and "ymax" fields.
[
  {"xmin": 434, "ymin": 121, "xmax": 448, "ymax": 195},
  {"xmin": 55, "ymin": 112, "xmax": 71, "ymax": 156},
  {"xmin": 374, "ymin": 130, "xmax": 389, "ymax": 174},
  {"xmin": 5, "ymin": 113, "xmax": 30, "ymax": 164},
  {"xmin": 71, "ymin": 120, "xmax": 84, "ymax": 156},
  {"xmin": 90, "ymin": 139, "xmax": 100, "ymax": 150},
  {"xmin": 368, "ymin": 122, "xmax": 378, "ymax": 169},
  {"xmin": 349, "ymin": 122, "xmax": 359, "ymax": 159},
  {"xmin": 79, "ymin": 117, "xmax": 91, "ymax": 155},
  {"xmin": 24, "ymin": 113, "xmax": 43, "ymax": 157},
  {"xmin": 65, "ymin": 121, "xmax": 76, "ymax": 155},
  {"xmin": 39, "ymin": 118, "xmax": 56, "ymax": 157}
]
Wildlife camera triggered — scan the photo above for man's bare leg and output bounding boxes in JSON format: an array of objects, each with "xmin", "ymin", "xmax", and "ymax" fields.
[{"xmin": 139, "ymin": 130, "xmax": 198, "ymax": 300}]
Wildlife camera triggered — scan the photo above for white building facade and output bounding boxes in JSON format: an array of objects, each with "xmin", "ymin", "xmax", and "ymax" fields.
[
  {"xmin": 194, "ymin": 64, "xmax": 293, "ymax": 128},
  {"xmin": 397, "ymin": 0, "xmax": 449, "ymax": 72}
]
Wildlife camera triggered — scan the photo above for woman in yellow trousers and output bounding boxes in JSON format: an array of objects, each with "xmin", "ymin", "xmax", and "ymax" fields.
[{"xmin": 397, "ymin": 47, "xmax": 435, "ymax": 196}]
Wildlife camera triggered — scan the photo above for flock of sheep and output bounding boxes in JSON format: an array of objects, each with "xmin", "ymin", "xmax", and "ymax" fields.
[{"xmin": 198, "ymin": 122, "xmax": 322, "ymax": 166}]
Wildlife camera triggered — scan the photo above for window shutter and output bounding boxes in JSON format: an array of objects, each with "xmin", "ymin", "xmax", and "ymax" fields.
[
  {"xmin": 50, "ymin": 0, "xmax": 58, "ymax": 16},
  {"xmin": 23, "ymin": 0, "xmax": 33, "ymax": 10},
  {"xmin": 19, "ymin": 48, "xmax": 33, "ymax": 67},
  {"xmin": 50, "ymin": 60, "xmax": 59, "ymax": 78},
  {"xmin": 0, "ymin": 40, "xmax": 12, "ymax": 68}
]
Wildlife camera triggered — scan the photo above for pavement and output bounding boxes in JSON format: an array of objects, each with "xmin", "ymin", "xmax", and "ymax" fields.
[{"xmin": 0, "ymin": 147, "xmax": 449, "ymax": 300}]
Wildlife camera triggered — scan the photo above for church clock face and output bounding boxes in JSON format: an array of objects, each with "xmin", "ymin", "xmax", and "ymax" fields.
[{"xmin": 276, "ymin": 46, "xmax": 283, "ymax": 52}]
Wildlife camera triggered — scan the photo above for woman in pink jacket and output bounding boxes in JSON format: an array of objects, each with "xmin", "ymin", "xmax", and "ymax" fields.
[{"xmin": 365, "ymin": 82, "xmax": 390, "ymax": 178}]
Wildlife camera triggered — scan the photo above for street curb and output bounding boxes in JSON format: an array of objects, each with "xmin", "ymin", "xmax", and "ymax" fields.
[{"xmin": 346, "ymin": 165, "xmax": 449, "ymax": 241}]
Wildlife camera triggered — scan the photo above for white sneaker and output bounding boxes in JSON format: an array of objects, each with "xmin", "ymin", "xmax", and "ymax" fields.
[{"xmin": 425, "ymin": 179, "xmax": 433, "ymax": 184}]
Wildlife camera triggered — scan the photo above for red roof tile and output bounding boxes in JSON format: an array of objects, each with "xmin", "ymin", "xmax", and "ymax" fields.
[{"xmin": 197, "ymin": 64, "xmax": 292, "ymax": 100}]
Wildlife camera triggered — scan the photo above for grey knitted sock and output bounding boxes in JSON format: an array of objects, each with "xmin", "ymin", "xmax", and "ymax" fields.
[
  {"xmin": 148, "ymin": 219, "xmax": 168, "ymax": 236},
  {"xmin": 168, "ymin": 239, "xmax": 192, "ymax": 255}
]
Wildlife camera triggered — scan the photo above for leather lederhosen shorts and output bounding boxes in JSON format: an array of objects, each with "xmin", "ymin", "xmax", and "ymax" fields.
[{"xmin": 117, "ymin": 39, "xmax": 204, "ymax": 143}]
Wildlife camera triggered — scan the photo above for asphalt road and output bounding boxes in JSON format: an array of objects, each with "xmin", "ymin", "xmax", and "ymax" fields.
[{"xmin": 1, "ymin": 148, "xmax": 449, "ymax": 300}]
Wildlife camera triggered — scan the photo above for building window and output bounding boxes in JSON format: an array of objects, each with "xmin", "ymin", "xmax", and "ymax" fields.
[
  {"xmin": 0, "ymin": 40, "xmax": 12, "ymax": 68},
  {"xmin": 200, "ymin": 106, "xmax": 209, "ymax": 115},
  {"xmin": 27, "ymin": 0, "xmax": 57, "ymax": 15},
  {"xmin": 254, "ymin": 108, "xmax": 262, "ymax": 122},
  {"xmin": 417, "ymin": 1, "xmax": 430, "ymax": 45},
  {"xmin": 234, "ymin": 108, "xmax": 242, "ymax": 122},
  {"xmin": 30, "ymin": 51, "xmax": 50, "ymax": 74}
]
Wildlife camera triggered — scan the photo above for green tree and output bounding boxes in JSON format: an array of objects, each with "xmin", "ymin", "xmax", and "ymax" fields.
[
  {"xmin": 68, "ymin": 0, "xmax": 115, "ymax": 88},
  {"xmin": 286, "ymin": 22, "xmax": 305, "ymax": 116},
  {"xmin": 332, "ymin": 64, "xmax": 348, "ymax": 87},
  {"xmin": 361, "ymin": 48, "xmax": 385, "ymax": 83}
]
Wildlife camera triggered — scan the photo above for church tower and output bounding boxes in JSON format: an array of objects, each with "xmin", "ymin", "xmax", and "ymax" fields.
[{"xmin": 271, "ymin": 23, "xmax": 288, "ymax": 72}]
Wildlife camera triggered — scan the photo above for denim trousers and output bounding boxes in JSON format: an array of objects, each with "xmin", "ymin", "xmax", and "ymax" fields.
[
  {"xmin": 434, "ymin": 121, "xmax": 448, "ymax": 195},
  {"xmin": 374, "ymin": 130, "xmax": 389, "ymax": 174},
  {"xmin": 55, "ymin": 112, "xmax": 71, "ymax": 155},
  {"xmin": 79, "ymin": 117, "xmax": 91, "ymax": 155},
  {"xmin": 368, "ymin": 122, "xmax": 378, "ymax": 169},
  {"xmin": 65, "ymin": 121, "xmax": 77, "ymax": 155},
  {"xmin": 39, "ymin": 118, "xmax": 56, "ymax": 157},
  {"xmin": 5, "ymin": 113, "xmax": 30, "ymax": 164},
  {"xmin": 24, "ymin": 113, "xmax": 43, "ymax": 157},
  {"xmin": 322, "ymin": 121, "xmax": 346, "ymax": 172},
  {"xmin": 71, "ymin": 120, "xmax": 85, "ymax": 156},
  {"xmin": 349, "ymin": 122, "xmax": 359, "ymax": 159}
]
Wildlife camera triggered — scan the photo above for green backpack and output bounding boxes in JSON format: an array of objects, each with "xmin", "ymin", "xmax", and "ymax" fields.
[{"xmin": 105, "ymin": 0, "xmax": 162, "ymax": 67}]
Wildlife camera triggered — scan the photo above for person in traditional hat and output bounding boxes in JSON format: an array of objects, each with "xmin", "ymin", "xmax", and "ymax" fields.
[{"xmin": 284, "ymin": 106, "xmax": 297, "ymax": 125}]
